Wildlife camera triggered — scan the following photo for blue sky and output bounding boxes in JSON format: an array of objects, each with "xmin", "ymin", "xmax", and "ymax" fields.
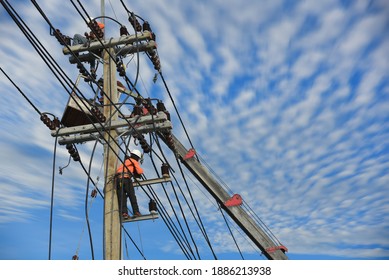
[{"xmin": 0, "ymin": 0, "xmax": 388, "ymax": 260}]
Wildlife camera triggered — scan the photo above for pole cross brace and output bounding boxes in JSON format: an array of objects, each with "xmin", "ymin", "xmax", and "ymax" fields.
[
  {"xmin": 68, "ymin": 41, "xmax": 157, "ymax": 64},
  {"xmin": 52, "ymin": 111, "xmax": 170, "ymax": 137},
  {"xmin": 63, "ymin": 31, "xmax": 153, "ymax": 55},
  {"xmin": 56, "ymin": 121, "xmax": 172, "ymax": 145}
]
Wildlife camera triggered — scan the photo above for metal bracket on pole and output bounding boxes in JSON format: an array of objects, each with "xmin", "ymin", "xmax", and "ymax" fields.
[
  {"xmin": 122, "ymin": 213, "xmax": 159, "ymax": 223},
  {"xmin": 224, "ymin": 194, "xmax": 243, "ymax": 207},
  {"xmin": 265, "ymin": 245, "xmax": 288, "ymax": 254},
  {"xmin": 183, "ymin": 148, "xmax": 196, "ymax": 160},
  {"xmin": 133, "ymin": 176, "xmax": 172, "ymax": 187}
]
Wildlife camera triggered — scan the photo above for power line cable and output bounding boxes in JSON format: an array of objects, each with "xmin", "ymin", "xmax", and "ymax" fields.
[
  {"xmin": 48, "ymin": 133, "xmax": 59, "ymax": 260},
  {"xmin": 159, "ymin": 72, "xmax": 197, "ymax": 159},
  {"xmin": 174, "ymin": 157, "xmax": 218, "ymax": 259},
  {"xmin": 164, "ymin": 169, "xmax": 201, "ymax": 259},
  {"xmin": 142, "ymin": 153, "xmax": 197, "ymax": 259},
  {"xmin": 0, "ymin": 67, "xmax": 41, "ymax": 115},
  {"xmin": 0, "ymin": 64, "xmax": 58, "ymax": 260},
  {"xmin": 83, "ymin": 140, "xmax": 100, "ymax": 259},
  {"xmin": 146, "ymin": 155, "xmax": 196, "ymax": 259},
  {"xmin": 144, "ymin": 185, "xmax": 193, "ymax": 260},
  {"xmin": 218, "ymin": 203, "xmax": 245, "ymax": 260}
]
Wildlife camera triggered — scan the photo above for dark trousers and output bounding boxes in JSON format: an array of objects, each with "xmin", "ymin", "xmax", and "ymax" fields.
[{"xmin": 116, "ymin": 177, "xmax": 139, "ymax": 214}]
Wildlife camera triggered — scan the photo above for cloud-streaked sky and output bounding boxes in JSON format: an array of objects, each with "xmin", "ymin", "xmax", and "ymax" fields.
[{"xmin": 0, "ymin": 0, "xmax": 388, "ymax": 260}]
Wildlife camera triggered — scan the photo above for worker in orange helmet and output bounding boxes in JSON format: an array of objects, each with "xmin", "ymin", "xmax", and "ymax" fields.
[
  {"xmin": 115, "ymin": 149, "xmax": 144, "ymax": 219},
  {"xmin": 72, "ymin": 17, "xmax": 105, "ymax": 76}
]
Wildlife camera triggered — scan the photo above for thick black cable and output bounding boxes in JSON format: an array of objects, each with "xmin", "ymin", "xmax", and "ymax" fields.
[
  {"xmin": 146, "ymin": 154, "xmax": 195, "ymax": 259},
  {"xmin": 161, "ymin": 185, "xmax": 196, "ymax": 259},
  {"xmin": 159, "ymin": 72, "xmax": 198, "ymax": 160},
  {"xmin": 138, "ymin": 153, "xmax": 196, "ymax": 259},
  {"xmin": 164, "ymin": 168, "xmax": 200, "ymax": 259},
  {"xmin": 48, "ymin": 133, "xmax": 59, "ymax": 260},
  {"xmin": 144, "ymin": 135, "xmax": 208, "ymax": 258},
  {"xmin": 146, "ymin": 145, "xmax": 200, "ymax": 259},
  {"xmin": 0, "ymin": 67, "xmax": 41, "ymax": 115},
  {"xmin": 218, "ymin": 204, "xmax": 245, "ymax": 260},
  {"xmin": 174, "ymin": 156, "xmax": 218, "ymax": 259},
  {"xmin": 145, "ymin": 186, "xmax": 192, "ymax": 260},
  {"xmin": 0, "ymin": 58, "xmax": 56, "ymax": 260},
  {"xmin": 84, "ymin": 140, "xmax": 99, "ymax": 260}
]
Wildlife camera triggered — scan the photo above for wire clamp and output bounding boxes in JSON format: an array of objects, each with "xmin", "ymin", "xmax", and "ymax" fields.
[
  {"xmin": 183, "ymin": 148, "xmax": 196, "ymax": 160},
  {"xmin": 265, "ymin": 245, "xmax": 288, "ymax": 254},
  {"xmin": 224, "ymin": 194, "xmax": 242, "ymax": 207}
]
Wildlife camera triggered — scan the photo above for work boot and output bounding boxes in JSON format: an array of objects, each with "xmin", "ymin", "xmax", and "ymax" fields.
[
  {"xmin": 122, "ymin": 213, "xmax": 129, "ymax": 219},
  {"xmin": 132, "ymin": 212, "xmax": 141, "ymax": 218}
]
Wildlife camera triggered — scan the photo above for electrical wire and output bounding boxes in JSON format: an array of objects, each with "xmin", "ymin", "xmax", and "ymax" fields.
[
  {"xmin": 83, "ymin": 140, "xmax": 100, "ymax": 259},
  {"xmin": 159, "ymin": 72, "xmax": 198, "ymax": 160},
  {"xmin": 147, "ymin": 156, "xmax": 196, "ymax": 259},
  {"xmin": 0, "ymin": 64, "xmax": 57, "ymax": 260},
  {"xmin": 131, "ymin": 148, "xmax": 197, "ymax": 259},
  {"xmin": 174, "ymin": 156, "xmax": 218, "ymax": 259},
  {"xmin": 48, "ymin": 132, "xmax": 59, "ymax": 260},
  {"xmin": 108, "ymin": 0, "xmax": 119, "ymax": 21},
  {"xmin": 0, "ymin": 67, "xmax": 41, "ymax": 115},
  {"xmin": 218, "ymin": 203, "xmax": 245, "ymax": 260}
]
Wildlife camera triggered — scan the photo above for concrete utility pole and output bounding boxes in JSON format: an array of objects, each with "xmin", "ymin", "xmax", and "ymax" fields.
[
  {"xmin": 100, "ymin": 0, "xmax": 122, "ymax": 260},
  {"xmin": 102, "ymin": 47, "xmax": 121, "ymax": 260}
]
